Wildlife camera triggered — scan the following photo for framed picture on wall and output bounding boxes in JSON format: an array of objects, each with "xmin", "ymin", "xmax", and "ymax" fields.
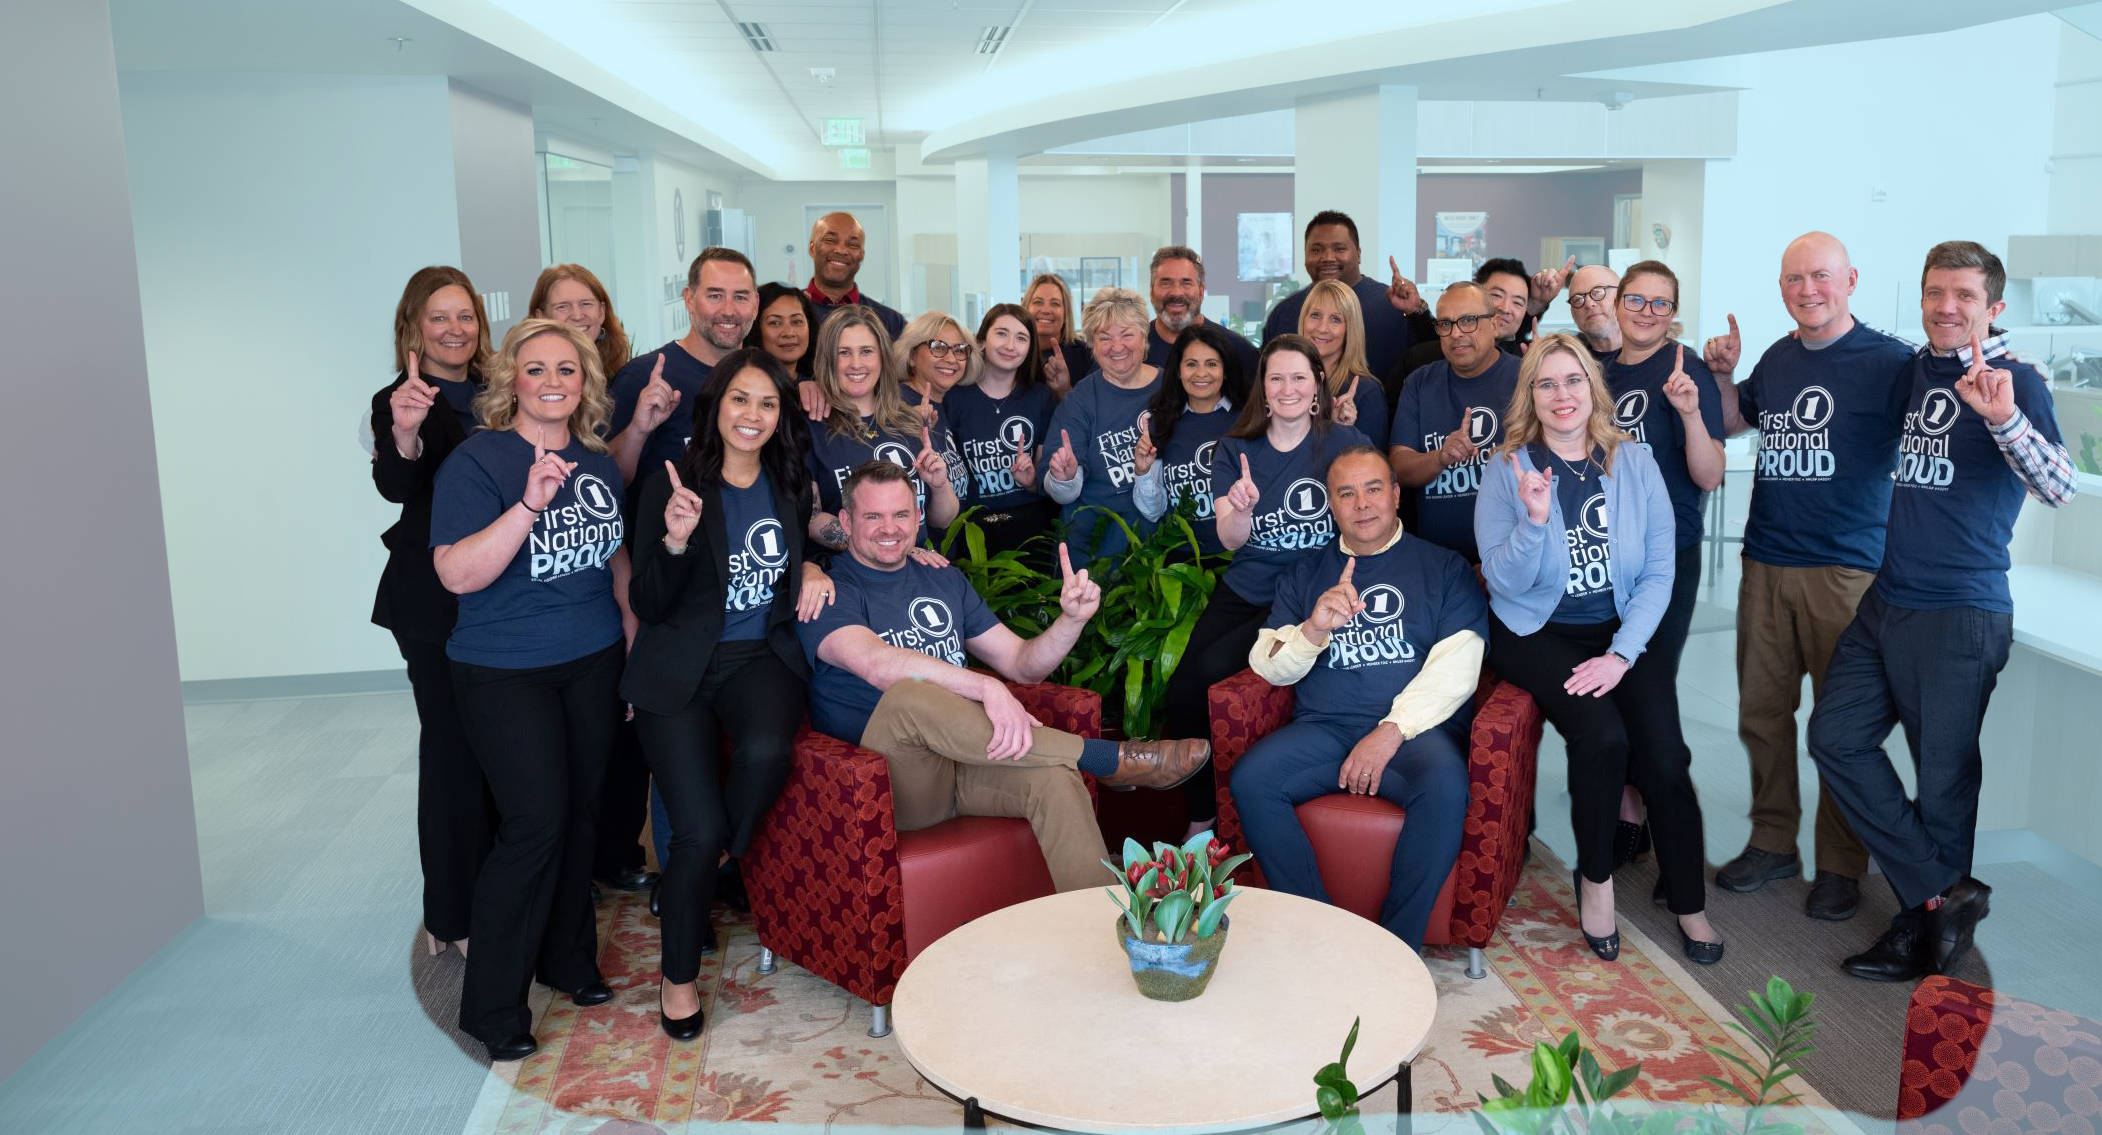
[{"xmin": 1237, "ymin": 213, "xmax": 1293, "ymax": 281}]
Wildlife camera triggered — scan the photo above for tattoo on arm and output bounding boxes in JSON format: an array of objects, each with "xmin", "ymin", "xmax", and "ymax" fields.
[{"xmin": 817, "ymin": 516, "xmax": 848, "ymax": 550}]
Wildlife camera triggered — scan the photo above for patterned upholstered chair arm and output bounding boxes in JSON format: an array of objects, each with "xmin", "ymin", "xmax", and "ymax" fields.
[
  {"xmin": 1005, "ymin": 682, "xmax": 1102, "ymax": 737},
  {"xmin": 1205, "ymin": 668, "xmax": 1295, "ymax": 857},
  {"xmin": 742, "ymin": 724, "xmax": 910, "ymax": 1006},
  {"xmin": 1443, "ymin": 675, "xmax": 1543, "ymax": 950}
]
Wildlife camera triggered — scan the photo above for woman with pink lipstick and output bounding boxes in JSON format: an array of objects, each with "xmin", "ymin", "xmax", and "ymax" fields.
[
  {"xmin": 804, "ymin": 305, "xmax": 960, "ymax": 551},
  {"xmin": 1026, "ymin": 272, "xmax": 1092, "ymax": 397},
  {"xmin": 1475, "ymin": 333, "xmax": 1722, "ymax": 968},
  {"xmin": 1298, "ymin": 278, "xmax": 1390, "ymax": 449},
  {"xmin": 746, "ymin": 282, "xmax": 817, "ymax": 379}
]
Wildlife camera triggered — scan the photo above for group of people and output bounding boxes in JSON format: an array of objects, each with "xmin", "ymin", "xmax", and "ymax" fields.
[{"xmin": 366, "ymin": 206, "xmax": 2074, "ymax": 1064}]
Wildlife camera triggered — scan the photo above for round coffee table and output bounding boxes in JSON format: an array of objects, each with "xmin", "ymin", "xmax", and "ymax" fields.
[{"xmin": 891, "ymin": 886, "xmax": 1437, "ymax": 1132}]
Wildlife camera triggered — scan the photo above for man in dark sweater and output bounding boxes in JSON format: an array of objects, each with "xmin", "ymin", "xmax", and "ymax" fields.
[
  {"xmin": 1142, "ymin": 245, "xmax": 1258, "ymax": 401},
  {"xmin": 805, "ymin": 211, "xmax": 906, "ymax": 339},
  {"xmin": 1388, "ymin": 256, "xmax": 1561, "ymax": 388},
  {"xmin": 1261, "ymin": 210, "xmax": 1416, "ymax": 379}
]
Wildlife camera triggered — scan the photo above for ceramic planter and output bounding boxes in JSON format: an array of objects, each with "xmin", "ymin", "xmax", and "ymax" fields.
[{"xmin": 1115, "ymin": 915, "xmax": 1230, "ymax": 1002}]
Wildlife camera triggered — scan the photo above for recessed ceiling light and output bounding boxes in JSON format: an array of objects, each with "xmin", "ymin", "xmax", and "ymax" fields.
[
  {"xmin": 737, "ymin": 22, "xmax": 776, "ymax": 52},
  {"xmin": 809, "ymin": 66, "xmax": 836, "ymax": 85},
  {"xmin": 977, "ymin": 26, "xmax": 1011, "ymax": 55}
]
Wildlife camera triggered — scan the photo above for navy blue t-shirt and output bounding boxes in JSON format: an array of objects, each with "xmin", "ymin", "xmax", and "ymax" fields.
[
  {"xmin": 609, "ymin": 341, "xmax": 720, "ymax": 482},
  {"xmin": 719, "ymin": 471, "xmax": 786, "ymax": 642},
  {"xmin": 932, "ymin": 382, "xmax": 1056, "ymax": 512},
  {"xmin": 1044, "ymin": 370, "xmax": 1162, "ymax": 559},
  {"xmin": 1263, "ymin": 275, "xmax": 1413, "ymax": 381},
  {"xmin": 1389, "ymin": 352, "xmax": 1523, "ymax": 563},
  {"xmin": 797, "ymin": 555, "xmax": 1002, "ymax": 742},
  {"xmin": 807, "ymin": 414, "xmax": 950, "ymax": 545},
  {"xmin": 430, "ymin": 429, "xmax": 626, "ymax": 668},
  {"xmin": 1147, "ymin": 321, "xmax": 1259, "ymax": 403},
  {"xmin": 1736, "ymin": 323, "xmax": 1915, "ymax": 571},
  {"xmin": 1531, "ymin": 443, "xmax": 1616, "ymax": 624},
  {"xmin": 899, "ymin": 387, "xmax": 972, "ymax": 505},
  {"xmin": 1605, "ymin": 344, "xmax": 1725, "ymax": 549},
  {"xmin": 1266, "ymin": 534, "xmax": 1487, "ymax": 734},
  {"xmin": 1154, "ymin": 405, "xmax": 1236, "ymax": 556},
  {"xmin": 1212, "ymin": 424, "xmax": 1369, "ymax": 605},
  {"xmin": 1878, "ymin": 350, "xmax": 2064, "ymax": 612},
  {"xmin": 1343, "ymin": 375, "xmax": 1390, "ymax": 450}
]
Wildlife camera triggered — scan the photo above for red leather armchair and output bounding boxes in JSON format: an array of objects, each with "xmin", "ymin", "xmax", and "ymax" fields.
[
  {"xmin": 1205, "ymin": 668, "xmax": 1542, "ymax": 978},
  {"xmin": 1897, "ymin": 976, "xmax": 2102, "ymax": 1132},
  {"xmin": 740, "ymin": 681, "xmax": 1102, "ymax": 1037}
]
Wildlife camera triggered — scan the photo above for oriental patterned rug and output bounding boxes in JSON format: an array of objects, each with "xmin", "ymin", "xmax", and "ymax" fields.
[{"xmin": 457, "ymin": 845, "xmax": 1852, "ymax": 1134}]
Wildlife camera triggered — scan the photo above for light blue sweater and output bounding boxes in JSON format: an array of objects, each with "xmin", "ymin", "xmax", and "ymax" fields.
[{"xmin": 1474, "ymin": 441, "xmax": 1676, "ymax": 662}]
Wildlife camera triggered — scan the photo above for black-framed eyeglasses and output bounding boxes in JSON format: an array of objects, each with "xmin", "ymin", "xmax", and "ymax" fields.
[
  {"xmin": 1621, "ymin": 293, "xmax": 1677, "ymax": 316},
  {"xmin": 1567, "ymin": 285, "xmax": 1619, "ymax": 309},
  {"xmin": 1433, "ymin": 313, "xmax": 1490, "ymax": 336},
  {"xmin": 925, "ymin": 339, "xmax": 974, "ymax": 360}
]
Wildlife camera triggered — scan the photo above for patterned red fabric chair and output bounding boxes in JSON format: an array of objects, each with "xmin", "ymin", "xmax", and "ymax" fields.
[
  {"xmin": 1205, "ymin": 667, "xmax": 1542, "ymax": 978},
  {"xmin": 741, "ymin": 681, "xmax": 1102, "ymax": 1038},
  {"xmin": 1897, "ymin": 975, "xmax": 2102, "ymax": 1133}
]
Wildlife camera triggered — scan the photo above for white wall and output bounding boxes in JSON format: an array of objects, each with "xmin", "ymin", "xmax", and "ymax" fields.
[
  {"xmin": 1696, "ymin": 17, "xmax": 2059, "ymax": 350},
  {"xmin": 2049, "ymin": 21, "xmax": 2102, "ymax": 234},
  {"xmin": 449, "ymin": 83, "xmax": 542, "ymax": 341},
  {"xmin": 1020, "ymin": 173, "xmax": 1172, "ymax": 242},
  {"xmin": 1640, "ymin": 159, "xmax": 1706, "ymax": 330},
  {"xmin": 733, "ymin": 179, "xmax": 901, "ymax": 302},
  {"xmin": 122, "ymin": 72, "xmax": 466, "ymax": 680}
]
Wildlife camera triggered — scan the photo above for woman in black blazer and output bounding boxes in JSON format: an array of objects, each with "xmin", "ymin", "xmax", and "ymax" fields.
[
  {"xmin": 623, "ymin": 347, "xmax": 831, "ymax": 1041},
  {"xmin": 368, "ymin": 265, "xmax": 498, "ymax": 959}
]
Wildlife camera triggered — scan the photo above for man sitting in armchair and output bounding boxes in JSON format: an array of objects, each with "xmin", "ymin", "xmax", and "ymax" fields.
[
  {"xmin": 1228, "ymin": 445, "xmax": 1488, "ymax": 947},
  {"xmin": 798, "ymin": 460, "xmax": 1211, "ymax": 891}
]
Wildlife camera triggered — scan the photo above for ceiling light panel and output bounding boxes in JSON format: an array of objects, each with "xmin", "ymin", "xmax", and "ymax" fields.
[
  {"xmin": 977, "ymin": 25, "xmax": 1011, "ymax": 54},
  {"xmin": 736, "ymin": 21, "xmax": 775, "ymax": 52}
]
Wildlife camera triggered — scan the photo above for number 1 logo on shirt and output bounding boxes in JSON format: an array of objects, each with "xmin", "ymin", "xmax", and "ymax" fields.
[
  {"xmin": 745, "ymin": 518, "xmax": 787, "ymax": 568},
  {"xmin": 1918, "ymin": 388, "xmax": 1961, "ymax": 437},
  {"xmin": 909, "ymin": 597, "xmax": 954, "ymax": 638},
  {"xmin": 1790, "ymin": 385, "xmax": 1835, "ymax": 431},
  {"xmin": 1466, "ymin": 406, "xmax": 1500, "ymax": 448},
  {"xmin": 1358, "ymin": 583, "xmax": 1405, "ymax": 624},
  {"xmin": 1283, "ymin": 477, "xmax": 1329, "ymax": 521},
  {"xmin": 573, "ymin": 473, "xmax": 620, "ymax": 520}
]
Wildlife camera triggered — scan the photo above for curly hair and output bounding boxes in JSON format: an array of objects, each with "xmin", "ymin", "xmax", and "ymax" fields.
[
  {"xmin": 1080, "ymin": 286, "xmax": 1151, "ymax": 351},
  {"xmin": 473, "ymin": 318, "xmax": 613, "ymax": 454},
  {"xmin": 529, "ymin": 264, "xmax": 630, "ymax": 379}
]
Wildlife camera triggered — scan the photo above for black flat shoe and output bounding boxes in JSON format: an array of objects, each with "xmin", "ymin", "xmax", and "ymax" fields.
[
  {"xmin": 661, "ymin": 1004, "xmax": 705, "ymax": 1041},
  {"xmin": 1612, "ymin": 820, "xmax": 1652, "ymax": 869},
  {"xmin": 568, "ymin": 980, "xmax": 614, "ymax": 1007},
  {"xmin": 1572, "ymin": 869, "xmax": 1620, "ymax": 961},
  {"xmin": 485, "ymin": 1033, "xmax": 537, "ymax": 1062},
  {"xmin": 1680, "ymin": 927, "xmax": 1725, "ymax": 966}
]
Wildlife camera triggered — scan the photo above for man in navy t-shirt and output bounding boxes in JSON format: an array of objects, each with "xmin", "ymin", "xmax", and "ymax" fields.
[
  {"xmin": 1387, "ymin": 282, "xmax": 1522, "ymax": 562},
  {"xmin": 606, "ymin": 248, "xmax": 759, "ymax": 485},
  {"xmin": 804, "ymin": 211, "xmax": 906, "ymax": 339},
  {"xmin": 797, "ymin": 462, "xmax": 1214, "ymax": 891},
  {"xmin": 1700, "ymin": 232, "xmax": 1914, "ymax": 921},
  {"xmin": 1228, "ymin": 447, "xmax": 1488, "ymax": 950},
  {"xmin": 1142, "ymin": 246, "xmax": 1258, "ymax": 402},
  {"xmin": 1807, "ymin": 242, "xmax": 2076, "ymax": 983},
  {"xmin": 1261, "ymin": 211, "xmax": 1416, "ymax": 380}
]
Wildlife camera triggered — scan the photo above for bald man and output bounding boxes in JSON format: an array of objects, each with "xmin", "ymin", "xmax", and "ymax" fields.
[
  {"xmin": 1565, "ymin": 264, "xmax": 1623, "ymax": 359},
  {"xmin": 806, "ymin": 211, "xmax": 906, "ymax": 339},
  {"xmin": 1701, "ymin": 232, "xmax": 1914, "ymax": 921}
]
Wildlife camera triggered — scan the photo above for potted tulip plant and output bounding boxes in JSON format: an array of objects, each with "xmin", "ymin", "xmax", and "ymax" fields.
[{"xmin": 1103, "ymin": 832, "xmax": 1252, "ymax": 1002}]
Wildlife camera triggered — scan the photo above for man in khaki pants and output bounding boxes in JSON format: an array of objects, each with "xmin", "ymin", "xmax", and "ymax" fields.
[
  {"xmin": 1702, "ymin": 232, "xmax": 1917, "ymax": 921},
  {"xmin": 798, "ymin": 461, "xmax": 1210, "ymax": 890}
]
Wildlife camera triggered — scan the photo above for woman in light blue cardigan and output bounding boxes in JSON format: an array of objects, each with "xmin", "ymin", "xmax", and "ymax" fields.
[{"xmin": 1475, "ymin": 333, "xmax": 1723, "ymax": 967}]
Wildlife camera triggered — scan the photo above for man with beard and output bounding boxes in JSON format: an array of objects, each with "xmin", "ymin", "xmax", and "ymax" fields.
[
  {"xmin": 1144, "ymin": 245, "xmax": 1258, "ymax": 401},
  {"xmin": 1566, "ymin": 264, "xmax": 1623, "ymax": 360},
  {"xmin": 609, "ymin": 248, "xmax": 762, "ymax": 484}
]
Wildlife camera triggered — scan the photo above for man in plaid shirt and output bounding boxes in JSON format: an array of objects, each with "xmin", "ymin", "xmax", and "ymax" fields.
[{"xmin": 1809, "ymin": 241, "xmax": 2076, "ymax": 984}]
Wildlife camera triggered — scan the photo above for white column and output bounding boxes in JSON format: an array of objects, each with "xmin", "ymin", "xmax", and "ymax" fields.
[
  {"xmin": 1184, "ymin": 157, "xmax": 1204, "ymax": 256},
  {"xmin": 955, "ymin": 151, "xmax": 1020, "ymax": 323},
  {"xmin": 1294, "ymin": 85, "xmax": 1417, "ymax": 280},
  {"xmin": 609, "ymin": 154, "xmax": 660, "ymax": 346}
]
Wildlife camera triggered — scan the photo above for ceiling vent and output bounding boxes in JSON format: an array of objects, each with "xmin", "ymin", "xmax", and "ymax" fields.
[
  {"xmin": 737, "ymin": 22, "xmax": 776, "ymax": 52},
  {"xmin": 977, "ymin": 25, "xmax": 1011, "ymax": 55}
]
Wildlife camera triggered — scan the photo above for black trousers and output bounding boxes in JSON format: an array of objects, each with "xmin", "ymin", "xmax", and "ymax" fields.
[
  {"xmin": 633, "ymin": 641, "xmax": 805, "ymax": 984},
  {"xmin": 1490, "ymin": 614, "xmax": 1709, "ymax": 914},
  {"xmin": 1649, "ymin": 543, "xmax": 1705, "ymax": 681},
  {"xmin": 396, "ymin": 632, "xmax": 495, "ymax": 942},
  {"xmin": 1807, "ymin": 591, "xmax": 2012, "ymax": 908},
  {"xmin": 451, "ymin": 643, "xmax": 622, "ymax": 1042},
  {"xmin": 592, "ymin": 715, "xmax": 650, "ymax": 879},
  {"xmin": 1160, "ymin": 582, "xmax": 1272, "ymax": 822}
]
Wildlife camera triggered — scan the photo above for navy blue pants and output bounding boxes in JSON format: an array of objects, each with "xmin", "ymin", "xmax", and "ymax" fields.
[
  {"xmin": 1229, "ymin": 716, "xmax": 1469, "ymax": 949},
  {"xmin": 1807, "ymin": 590, "xmax": 2011, "ymax": 908}
]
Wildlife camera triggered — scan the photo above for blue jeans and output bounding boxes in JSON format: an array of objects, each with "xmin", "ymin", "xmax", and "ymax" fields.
[
  {"xmin": 1228, "ymin": 715, "xmax": 1469, "ymax": 949},
  {"xmin": 1807, "ymin": 590, "xmax": 2012, "ymax": 908}
]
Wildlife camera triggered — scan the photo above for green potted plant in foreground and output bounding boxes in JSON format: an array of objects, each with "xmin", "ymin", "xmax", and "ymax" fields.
[{"xmin": 1104, "ymin": 832, "xmax": 1251, "ymax": 1002}]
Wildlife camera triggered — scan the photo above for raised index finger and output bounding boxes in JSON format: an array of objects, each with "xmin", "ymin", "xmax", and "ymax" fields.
[
  {"xmin": 1727, "ymin": 312, "xmax": 1740, "ymax": 339},
  {"xmin": 1969, "ymin": 333, "xmax": 1986, "ymax": 367},
  {"xmin": 663, "ymin": 458, "xmax": 685, "ymax": 492},
  {"xmin": 1240, "ymin": 452, "xmax": 1253, "ymax": 481},
  {"xmin": 1338, "ymin": 556, "xmax": 1356, "ymax": 587},
  {"xmin": 1560, "ymin": 254, "xmax": 1577, "ymax": 276},
  {"xmin": 1674, "ymin": 344, "xmax": 1686, "ymax": 373},
  {"xmin": 1058, "ymin": 542, "xmax": 1073, "ymax": 581}
]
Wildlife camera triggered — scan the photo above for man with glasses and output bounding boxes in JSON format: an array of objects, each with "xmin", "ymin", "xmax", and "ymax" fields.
[
  {"xmin": 1386, "ymin": 258, "xmax": 1545, "ymax": 388},
  {"xmin": 1145, "ymin": 246, "xmax": 1259, "ymax": 397},
  {"xmin": 1695, "ymin": 232, "xmax": 1914, "ymax": 923},
  {"xmin": 1386, "ymin": 282, "xmax": 1521, "ymax": 562},
  {"xmin": 1566, "ymin": 265, "xmax": 1623, "ymax": 359}
]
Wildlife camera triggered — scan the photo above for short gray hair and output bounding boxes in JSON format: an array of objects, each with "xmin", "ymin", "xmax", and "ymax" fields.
[
  {"xmin": 1081, "ymin": 286, "xmax": 1151, "ymax": 346},
  {"xmin": 1149, "ymin": 246, "xmax": 1205, "ymax": 287}
]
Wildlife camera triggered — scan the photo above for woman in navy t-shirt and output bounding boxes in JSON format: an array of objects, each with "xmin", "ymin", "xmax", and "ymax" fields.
[
  {"xmin": 941, "ymin": 303, "xmax": 1057, "ymax": 557},
  {"xmin": 1132, "ymin": 322, "xmax": 1242, "ymax": 557},
  {"xmin": 804, "ymin": 305, "xmax": 961, "ymax": 551},
  {"xmin": 1042, "ymin": 287, "xmax": 1162, "ymax": 560},
  {"xmin": 622, "ymin": 348, "xmax": 832, "ymax": 1042},
  {"xmin": 1161, "ymin": 335, "xmax": 1367, "ymax": 832},
  {"xmin": 368, "ymin": 266, "xmax": 495, "ymax": 963},
  {"xmin": 430, "ymin": 318, "xmax": 632, "ymax": 1062},
  {"xmin": 1298, "ymin": 278, "xmax": 1391, "ymax": 449}
]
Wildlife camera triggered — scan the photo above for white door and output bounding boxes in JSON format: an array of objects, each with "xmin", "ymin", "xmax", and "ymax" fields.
[{"xmin": 804, "ymin": 204, "xmax": 895, "ymax": 311}]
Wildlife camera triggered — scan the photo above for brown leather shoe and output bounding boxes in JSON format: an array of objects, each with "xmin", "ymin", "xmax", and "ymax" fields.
[{"xmin": 1097, "ymin": 739, "xmax": 1211, "ymax": 790}]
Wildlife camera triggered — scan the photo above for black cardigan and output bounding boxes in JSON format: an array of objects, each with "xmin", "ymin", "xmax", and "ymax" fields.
[
  {"xmin": 620, "ymin": 465, "xmax": 813, "ymax": 715},
  {"xmin": 369, "ymin": 370, "xmax": 477, "ymax": 642}
]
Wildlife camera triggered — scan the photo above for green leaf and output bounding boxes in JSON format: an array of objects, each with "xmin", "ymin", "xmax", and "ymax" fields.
[
  {"xmin": 1595, "ymin": 1064, "xmax": 1641, "ymax": 1100},
  {"xmin": 1339, "ymin": 1015, "xmax": 1360, "ymax": 1065},
  {"xmin": 1120, "ymin": 837, "xmax": 1147, "ymax": 869},
  {"xmin": 1528, "ymin": 1043, "xmax": 1572, "ymax": 1107},
  {"xmin": 1152, "ymin": 890, "xmax": 1194, "ymax": 943},
  {"xmin": 965, "ymin": 523, "xmax": 986, "ymax": 565},
  {"xmin": 1489, "ymin": 1073, "xmax": 1521, "ymax": 1099}
]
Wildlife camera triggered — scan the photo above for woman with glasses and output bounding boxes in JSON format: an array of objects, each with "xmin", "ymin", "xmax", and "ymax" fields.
[
  {"xmin": 1475, "ymin": 333, "xmax": 1722, "ymax": 966},
  {"xmin": 1026, "ymin": 273, "xmax": 1093, "ymax": 398},
  {"xmin": 1298, "ymin": 278, "xmax": 1390, "ymax": 449},
  {"xmin": 530, "ymin": 265, "xmax": 631, "ymax": 382},
  {"xmin": 894, "ymin": 311, "xmax": 976, "ymax": 511}
]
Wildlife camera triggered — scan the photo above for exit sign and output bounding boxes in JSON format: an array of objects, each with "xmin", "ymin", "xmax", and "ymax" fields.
[
  {"xmin": 823, "ymin": 118, "xmax": 865, "ymax": 146},
  {"xmin": 838, "ymin": 147, "xmax": 871, "ymax": 170}
]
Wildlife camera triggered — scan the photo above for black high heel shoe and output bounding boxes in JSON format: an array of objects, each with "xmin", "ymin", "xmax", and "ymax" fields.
[
  {"xmin": 661, "ymin": 1002, "xmax": 705, "ymax": 1041},
  {"xmin": 1572, "ymin": 869, "xmax": 1620, "ymax": 961},
  {"xmin": 1612, "ymin": 821, "xmax": 1652, "ymax": 869}
]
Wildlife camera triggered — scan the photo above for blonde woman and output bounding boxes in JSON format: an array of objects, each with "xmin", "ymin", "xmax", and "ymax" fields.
[
  {"xmin": 1473, "ymin": 334, "xmax": 1720, "ymax": 967},
  {"xmin": 1024, "ymin": 273, "xmax": 1093, "ymax": 396},
  {"xmin": 529, "ymin": 263, "xmax": 630, "ymax": 380},
  {"xmin": 804, "ymin": 304, "xmax": 958, "ymax": 549},
  {"xmin": 430, "ymin": 318, "xmax": 636, "ymax": 1062},
  {"xmin": 1042, "ymin": 286, "xmax": 1161, "ymax": 559},
  {"xmin": 1298, "ymin": 278, "xmax": 1390, "ymax": 449},
  {"xmin": 894, "ymin": 310, "xmax": 977, "ymax": 505}
]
